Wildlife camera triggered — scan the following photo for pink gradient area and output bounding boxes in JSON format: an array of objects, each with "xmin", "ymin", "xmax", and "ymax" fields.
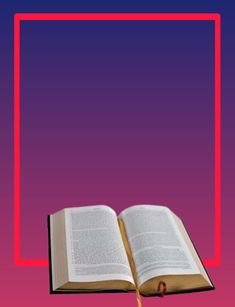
[
  {"xmin": 1, "ymin": 182, "xmax": 234, "ymax": 306},
  {"xmin": 2, "ymin": 197, "xmax": 235, "ymax": 306},
  {"xmin": 20, "ymin": 162, "xmax": 214, "ymax": 261},
  {"xmin": 0, "ymin": 253, "xmax": 233, "ymax": 307}
]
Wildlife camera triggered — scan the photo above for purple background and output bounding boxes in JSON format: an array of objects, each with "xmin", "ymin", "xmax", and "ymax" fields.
[{"xmin": 0, "ymin": 1, "xmax": 234, "ymax": 306}]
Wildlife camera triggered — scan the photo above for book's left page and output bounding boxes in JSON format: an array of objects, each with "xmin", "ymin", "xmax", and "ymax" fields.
[{"xmin": 50, "ymin": 205, "xmax": 135, "ymax": 292}]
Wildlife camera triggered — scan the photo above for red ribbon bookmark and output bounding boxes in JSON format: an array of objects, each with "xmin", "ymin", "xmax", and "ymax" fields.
[{"xmin": 157, "ymin": 281, "xmax": 167, "ymax": 297}]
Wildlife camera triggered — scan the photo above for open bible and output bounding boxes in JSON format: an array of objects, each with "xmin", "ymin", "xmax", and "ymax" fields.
[{"xmin": 48, "ymin": 205, "xmax": 214, "ymax": 298}]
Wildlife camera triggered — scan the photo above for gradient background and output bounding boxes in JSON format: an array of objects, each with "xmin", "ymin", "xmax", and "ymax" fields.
[{"xmin": 0, "ymin": 1, "xmax": 234, "ymax": 306}]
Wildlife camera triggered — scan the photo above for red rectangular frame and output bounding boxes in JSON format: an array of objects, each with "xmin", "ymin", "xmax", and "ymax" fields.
[{"xmin": 13, "ymin": 13, "xmax": 221, "ymax": 267}]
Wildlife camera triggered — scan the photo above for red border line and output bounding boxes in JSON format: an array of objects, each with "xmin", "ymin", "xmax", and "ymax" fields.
[
  {"xmin": 14, "ymin": 12, "xmax": 220, "ymax": 21},
  {"xmin": 202, "ymin": 15, "xmax": 221, "ymax": 267},
  {"xmin": 13, "ymin": 13, "xmax": 221, "ymax": 267},
  {"xmin": 214, "ymin": 15, "xmax": 221, "ymax": 266},
  {"xmin": 14, "ymin": 15, "xmax": 20, "ymax": 266},
  {"xmin": 14, "ymin": 15, "xmax": 48, "ymax": 267}
]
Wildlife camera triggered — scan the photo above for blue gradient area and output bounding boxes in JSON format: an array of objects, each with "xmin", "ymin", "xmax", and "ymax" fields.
[{"xmin": 0, "ymin": 1, "xmax": 235, "ymax": 307}]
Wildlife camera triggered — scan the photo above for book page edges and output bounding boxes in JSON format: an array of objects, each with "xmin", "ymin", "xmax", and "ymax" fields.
[
  {"xmin": 173, "ymin": 213, "xmax": 214, "ymax": 288},
  {"xmin": 50, "ymin": 210, "xmax": 69, "ymax": 290}
]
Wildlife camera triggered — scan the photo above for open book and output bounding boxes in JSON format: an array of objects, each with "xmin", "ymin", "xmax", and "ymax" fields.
[{"xmin": 48, "ymin": 205, "xmax": 214, "ymax": 298}]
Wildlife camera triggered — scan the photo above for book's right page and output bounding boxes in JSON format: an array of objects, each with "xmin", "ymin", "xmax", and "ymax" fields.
[{"xmin": 119, "ymin": 205, "xmax": 213, "ymax": 296}]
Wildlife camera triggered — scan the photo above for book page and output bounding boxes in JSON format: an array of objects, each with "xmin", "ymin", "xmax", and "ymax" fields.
[
  {"xmin": 65, "ymin": 205, "xmax": 134, "ymax": 284},
  {"xmin": 119, "ymin": 205, "xmax": 200, "ymax": 286}
]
